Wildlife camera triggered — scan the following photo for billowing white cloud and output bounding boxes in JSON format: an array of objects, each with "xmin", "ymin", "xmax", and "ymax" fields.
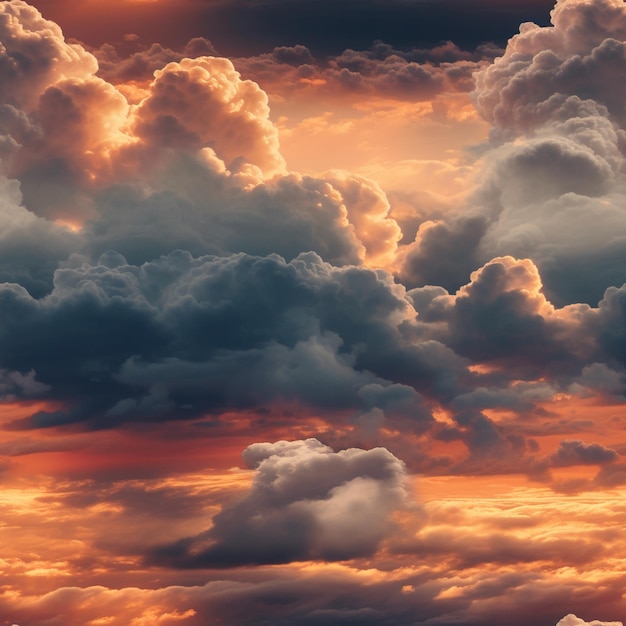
[
  {"xmin": 131, "ymin": 56, "xmax": 286, "ymax": 178},
  {"xmin": 0, "ymin": 0, "xmax": 97, "ymax": 111},
  {"xmin": 148, "ymin": 438, "xmax": 409, "ymax": 566}
]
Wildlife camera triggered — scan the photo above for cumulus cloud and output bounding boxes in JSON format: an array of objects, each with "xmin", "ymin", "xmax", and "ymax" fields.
[
  {"xmin": 474, "ymin": 0, "xmax": 626, "ymax": 133},
  {"xmin": 131, "ymin": 56, "xmax": 285, "ymax": 177},
  {"xmin": 0, "ymin": 174, "xmax": 77, "ymax": 295},
  {"xmin": 94, "ymin": 36, "xmax": 495, "ymax": 102},
  {"xmin": 0, "ymin": 0, "xmax": 626, "ymax": 512},
  {"xmin": 84, "ymin": 170, "xmax": 365, "ymax": 267},
  {"xmin": 0, "ymin": 250, "xmax": 443, "ymax": 431},
  {"xmin": 426, "ymin": 256, "xmax": 583, "ymax": 375},
  {"xmin": 397, "ymin": 215, "xmax": 488, "ymax": 291},
  {"xmin": 389, "ymin": 0, "xmax": 626, "ymax": 306},
  {"xmin": 0, "ymin": 0, "xmax": 97, "ymax": 111},
  {"xmin": 93, "ymin": 37, "xmax": 219, "ymax": 84},
  {"xmin": 549, "ymin": 439, "xmax": 619, "ymax": 467},
  {"xmin": 322, "ymin": 171, "xmax": 402, "ymax": 268},
  {"xmin": 0, "ymin": 2, "xmax": 422, "ymax": 283},
  {"xmin": 147, "ymin": 438, "xmax": 409, "ymax": 566}
]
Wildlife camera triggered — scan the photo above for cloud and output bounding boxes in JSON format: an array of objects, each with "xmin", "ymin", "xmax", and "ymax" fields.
[
  {"xmin": 369, "ymin": 0, "xmax": 626, "ymax": 308},
  {"xmin": 130, "ymin": 56, "xmax": 285, "ymax": 177},
  {"xmin": 557, "ymin": 615, "xmax": 623, "ymax": 626},
  {"xmin": 147, "ymin": 438, "xmax": 409, "ymax": 566},
  {"xmin": 0, "ymin": 368, "xmax": 49, "ymax": 400},
  {"xmin": 83, "ymin": 170, "xmax": 365, "ymax": 267},
  {"xmin": 397, "ymin": 215, "xmax": 488, "ymax": 291},
  {"xmin": 93, "ymin": 35, "xmax": 495, "ymax": 105},
  {"xmin": 0, "ymin": 250, "xmax": 443, "ymax": 430},
  {"xmin": 0, "ymin": 174, "xmax": 77, "ymax": 296},
  {"xmin": 474, "ymin": 0, "xmax": 626, "ymax": 133},
  {"xmin": 549, "ymin": 440, "xmax": 619, "ymax": 467},
  {"xmin": 322, "ymin": 171, "xmax": 401, "ymax": 268},
  {"xmin": 93, "ymin": 37, "xmax": 218, "ymax": 84},
  {"xmin": 11, "ymin": 75, "xmax": 130, "ymax": 220},
  {"xmin": 0, "ymin": 1, "xmax": 97, "ymax": 111},
  {"xmin": 3, "ymin": 2, "xmax": 626, "ymax": 626},
  {"xmin": 427, "ymin": 256, "xmax": 582, "ymax": 375}
]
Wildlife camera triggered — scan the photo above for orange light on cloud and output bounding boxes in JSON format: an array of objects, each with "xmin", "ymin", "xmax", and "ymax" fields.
[{"xmin": 54, "ymin": 218, "xmax": 83, "ymax": 232}]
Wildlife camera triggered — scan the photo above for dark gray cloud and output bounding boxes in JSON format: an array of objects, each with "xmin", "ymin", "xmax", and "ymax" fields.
[
  {"xmin": 0, "ymin": 250, "xmax": 443, "ymax": 430},
  {"xmin": 0, "ymin": 175, "xmax": 77, "ymax": 296},
  {"xmin": 549, "ymin": 439, "xmax": 619, "ymax": 467},
  {"xmin": 84, "ymin": 171, "xmax": 365, "ymax": 268},
  {"xmin": 92, "ymin": 37, "xmax": 495, "ymax": 104},
  {"xmin": 397, "ymin": 215, "xmax": 488, "ymax": 292}
]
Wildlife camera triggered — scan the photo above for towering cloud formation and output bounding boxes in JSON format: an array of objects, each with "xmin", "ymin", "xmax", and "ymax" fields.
[{"xmin": 399, "ymin": 0, "xmax": 626, "ymax": 305}]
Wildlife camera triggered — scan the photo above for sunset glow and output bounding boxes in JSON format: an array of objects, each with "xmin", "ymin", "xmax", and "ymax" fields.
[{"xmin": 1, "ymin": 0, "xmax": 626, "ymax": 624}]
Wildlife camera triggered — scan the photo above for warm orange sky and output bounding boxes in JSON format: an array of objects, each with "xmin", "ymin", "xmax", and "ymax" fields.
[{"xmin": 1, "ymin": 0, "xmax": 626, "ymax": 624}]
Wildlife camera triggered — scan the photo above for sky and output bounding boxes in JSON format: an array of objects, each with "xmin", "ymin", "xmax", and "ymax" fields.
[{"xmin": 1, "ymin": 0, "xmax": 626, "ymax": 624}]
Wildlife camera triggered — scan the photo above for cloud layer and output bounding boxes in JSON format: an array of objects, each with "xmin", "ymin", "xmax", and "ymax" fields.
[{"xmin": 1, "ymin": 0, "xmax": 626, "ymax": 624}]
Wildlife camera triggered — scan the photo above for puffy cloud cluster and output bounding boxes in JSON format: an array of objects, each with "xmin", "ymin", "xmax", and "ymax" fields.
[
  {"xmin": 84, "ymin": 170, "xmax": 365, "ymax": 268},
  {"xmin": 0, "ymin": 0, "xmax": 410, "ymax": 281},
  {"xmin": 0, "ymin": 250, "xmax": 441, "ymax": 431},
  {"xmin": 94, "ymin": 37, "xmax": 494, "ymax": 103},
  {"xmin": 131, "ymin": 56, "xmax": 286, "ymax": 176},
  {"xmin": 148, "ymin": 439, "xmax": 408, "ymax": 566},
  {"xmin": 322, "ymin": 41, "xmax": 495, "ymax": 97},
  {"xmin": 474, "ymin": 0, "xmax": 626, "ymax": 132},
  {"xmin": 94, "ymin": 36, "xmax": 219, "ymax": 84},
  {"xmin": 0, "ymin": 0, "xmax": 97, "ymax": 111},
  {"xmin": 1, "ymin": 542, "xmax": 623, "ymax": 626},
  {"xmin": 549, "ymin": 439, "xmax": 619, "ymax": 467},
  {"xmin": 400, "ymin": 0, "xmax": 626, "ymax": 306}
]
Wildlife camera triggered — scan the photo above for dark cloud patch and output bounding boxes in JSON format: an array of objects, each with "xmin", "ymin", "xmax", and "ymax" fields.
[
  {"xmin": 93, "ymin": 37, "xmax": 493, "ymax": 103},
  {"xmin": 397, "ymin": 215, "xmax": 488, "ymax": 292},
  {"xmin": 594, "ymin": 284, "xmax": 626, "ymax": 367},
  {"xmin": 438, "ymin": 257, "xmax": 579, "ymax": 376},
  {"xmin": 549, "ymin": 439, "xmax": 619, "ymax": 467},
  {"xmin": 0, "ymin": 251, "xmax": 442, "ymax": 430},
  {"xmin": 84, "ymin": 172, "xmax": 365, "ymax": 268}
]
